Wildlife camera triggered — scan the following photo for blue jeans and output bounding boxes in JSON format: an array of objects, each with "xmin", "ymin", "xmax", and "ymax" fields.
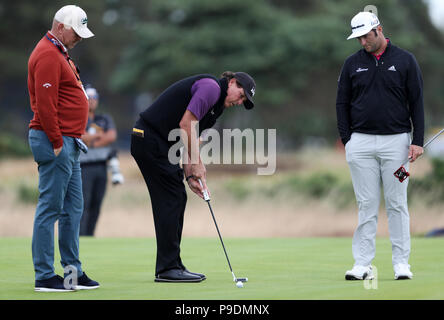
[{"xmin": 28, "ymin": 129, "xmax": 84, "ymax": 281}]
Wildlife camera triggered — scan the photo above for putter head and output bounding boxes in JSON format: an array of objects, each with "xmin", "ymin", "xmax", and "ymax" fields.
[
  {"xmin": 232, "ymin": 272, "xmax": 248, "ymax": 283},
  {"xmin": 394, "ymin": 166, "xmax": 409, "ymax": 182}
]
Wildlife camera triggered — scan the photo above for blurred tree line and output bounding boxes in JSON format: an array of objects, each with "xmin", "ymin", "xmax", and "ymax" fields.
[{"xmin": 1, "ymin": 0, "xmax": 443, "ymax": 154}]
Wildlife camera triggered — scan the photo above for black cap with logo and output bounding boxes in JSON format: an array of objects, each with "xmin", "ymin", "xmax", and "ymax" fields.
[{"xmin": 234, "ymin": 72, "xmax": 256, "ymax": 110}]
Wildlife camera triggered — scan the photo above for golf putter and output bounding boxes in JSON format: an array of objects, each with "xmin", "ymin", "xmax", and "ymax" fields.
[
  {"xmin": 198, "ymin": 179, "xmax": 248, "ymax": 286},
  {"xmin": 394, "ymin": 128, "xmax": 444, "ymax": 182}
]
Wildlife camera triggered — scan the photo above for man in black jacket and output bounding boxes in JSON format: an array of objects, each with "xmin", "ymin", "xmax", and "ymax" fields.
[
  {"xmin": 131, "ymin": 71, "xmax": 256, "ymax": 282},
  {"xmin": 336, "ymin": 11, "xmax": 424, "ymax": 281}
]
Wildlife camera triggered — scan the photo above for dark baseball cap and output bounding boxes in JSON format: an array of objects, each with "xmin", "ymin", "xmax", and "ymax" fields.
[{"xmin": 234, "ymin": 72, "xmax": 256, "ymax": 110}]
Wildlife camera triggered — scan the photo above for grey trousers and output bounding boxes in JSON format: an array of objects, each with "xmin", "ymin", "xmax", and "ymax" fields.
[{"xmin": 345, "ymin": 132, "xmax": 411, "ymax": 267}]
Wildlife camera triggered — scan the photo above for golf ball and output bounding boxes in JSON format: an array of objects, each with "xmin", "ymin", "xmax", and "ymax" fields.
[{"xmin": 236, "ymin": 281, "xmax": 243, "ymax": 288}]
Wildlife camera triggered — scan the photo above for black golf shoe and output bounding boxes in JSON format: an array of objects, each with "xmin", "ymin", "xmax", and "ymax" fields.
[
  {"xmin": 74, "ymin": 272, "xmax": 100, "ymax": 290},
  {"xmin": 183, "ymin": 268, "xmax": 206, "ymax": 280},
  {"xmin": 35, "ymin": 275, "xmax": 75, "ymax": 292},
  {"xmin": 155, "ymin": 268, "xmax": 205, "ymax": 283}
]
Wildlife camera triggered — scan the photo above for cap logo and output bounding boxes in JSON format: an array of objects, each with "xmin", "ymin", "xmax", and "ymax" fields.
[
  {"xmin": 81, "ymin": 17, "xmax": 88, "ymax": 25},
  {"xmin": 351, "ymin": 24, "xmax": 364, "ymax": 30},
  {"xmin": 251, "ymin": 87, "xmax": 255, "ymax": 97}
]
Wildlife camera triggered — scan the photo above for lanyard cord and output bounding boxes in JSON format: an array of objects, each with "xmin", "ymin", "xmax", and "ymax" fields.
[{"xmin": 45, "ymin": 34, "xmax": 81, "ymax": 81}]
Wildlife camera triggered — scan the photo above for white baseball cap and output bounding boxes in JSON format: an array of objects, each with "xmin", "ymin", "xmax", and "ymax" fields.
[
  {"xmin": 347, "ymin": 12, "xmax": 380, "ymax": 40},
  {"xmin": 54, "ymin": 5, "xmax": 94, "ymax": 38}
]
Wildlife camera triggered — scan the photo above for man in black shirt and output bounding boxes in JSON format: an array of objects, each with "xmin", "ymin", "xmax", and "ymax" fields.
[
  {"xmin": 131, "ymin": 71, "xmax": 256, "ymax": 283},
  {"xmin": 336, "ymin": 11, "xmax": 424, "ymax": 281}
]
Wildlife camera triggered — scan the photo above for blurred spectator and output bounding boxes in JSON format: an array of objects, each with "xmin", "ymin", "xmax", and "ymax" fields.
[{"xmin": 79, "ymin": 86, "xmax": 123, "ymax": 236}]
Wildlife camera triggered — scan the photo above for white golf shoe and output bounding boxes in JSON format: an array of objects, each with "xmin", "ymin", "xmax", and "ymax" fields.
[
  {"xmin": 108, "ymin": 157, "xmax": 124, "ymax": 185},
  {"xmin": 394, "ymin": 263, "xmax": 413, "ymax": 280},
  {"xmin": 111, "ymin": 172, "xmax": 124, "ymax": 185},
  {"xmin": 345, "ymin": 265, "xmax": 374, "ymax": 280}
]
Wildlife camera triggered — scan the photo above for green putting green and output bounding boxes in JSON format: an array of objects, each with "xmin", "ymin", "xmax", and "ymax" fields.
[{"xmin": 1, "ymin": 237, "xmax": 443, "ymax": 300}]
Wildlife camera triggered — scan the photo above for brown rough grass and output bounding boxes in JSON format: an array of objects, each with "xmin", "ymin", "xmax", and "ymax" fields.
[{"xmin": 1, "ymin": 149, "xmax": 442, "ymax": 237}]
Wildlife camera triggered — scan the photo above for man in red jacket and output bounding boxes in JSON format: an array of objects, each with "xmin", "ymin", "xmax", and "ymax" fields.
[{"xmin": 28, "ymin": 5, "xmax": 99, "ymax": 292}]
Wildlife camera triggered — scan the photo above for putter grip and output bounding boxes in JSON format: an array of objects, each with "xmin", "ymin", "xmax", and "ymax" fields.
[{"xmin": 198, "ymin": 179, "xmax": 210, "ymax": 201}]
